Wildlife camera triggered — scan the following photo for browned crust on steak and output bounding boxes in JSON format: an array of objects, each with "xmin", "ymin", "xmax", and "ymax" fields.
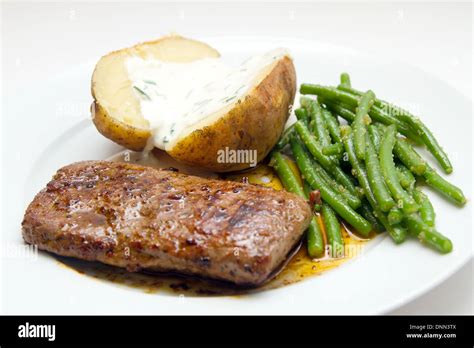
[{"xmin": 22, "ymin": 161, "xmax": 312, "ymax": 286}]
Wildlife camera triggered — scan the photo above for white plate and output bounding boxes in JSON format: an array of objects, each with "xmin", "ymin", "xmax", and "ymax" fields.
[{"xmin": 2, "ymin": 36, "xmax": 472, "ymax": 314}]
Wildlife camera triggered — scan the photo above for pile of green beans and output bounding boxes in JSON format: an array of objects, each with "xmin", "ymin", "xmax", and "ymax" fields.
[{"xmin": 271, "ymin": 72, "xmax": 466, "ymax": 256}]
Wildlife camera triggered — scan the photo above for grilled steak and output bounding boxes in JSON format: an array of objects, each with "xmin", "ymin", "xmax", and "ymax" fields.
[{"xmin": 22, "ymin": 161, "xmax": 311, "ymax": 286}]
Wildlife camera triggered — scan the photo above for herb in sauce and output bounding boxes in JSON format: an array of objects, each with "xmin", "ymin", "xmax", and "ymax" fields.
[
  {"xmin": 193, "ymin": 99, "xmax": 212, "ymax": 110},
  {"xmin": 185, "ymin": 89, "xmax": 194, "ymax": 99},
  {"xmin": 133, "ymin": 86, "xmax": 151, "ymax": 100},
  {"xmin": 221, "ymin": 96, "xmax": 237, "ymax": 103},
  {"xmin": 235, "ymin": 85, "xmax": 245, "ymax": 94}
]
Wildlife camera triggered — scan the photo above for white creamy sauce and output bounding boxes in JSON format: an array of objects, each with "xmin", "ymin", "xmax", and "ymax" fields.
[{"xmin": 125, "ymin": 48, "xmax": 289, "ymax": 150}]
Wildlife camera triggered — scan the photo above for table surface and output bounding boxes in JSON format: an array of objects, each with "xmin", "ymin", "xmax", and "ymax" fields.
[{"xmin": 2, "ymin": 1, "xmax": 472, "ymax": 314}]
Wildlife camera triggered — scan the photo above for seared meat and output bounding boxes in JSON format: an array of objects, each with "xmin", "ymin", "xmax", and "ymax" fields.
[{"xmin": 22, "ymin": 161, "xmax": 312, "ymax": 286}]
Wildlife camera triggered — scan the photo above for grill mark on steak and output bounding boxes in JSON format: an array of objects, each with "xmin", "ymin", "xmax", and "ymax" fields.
[{"xmin": 22, "ymin": 161, "xmax": 312, "ymax": 286}]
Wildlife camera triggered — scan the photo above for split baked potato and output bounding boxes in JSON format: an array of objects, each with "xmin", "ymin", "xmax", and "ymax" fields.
[{"xmin": 91, "ymin": 35, "xmax": 296, "ymax": 172}]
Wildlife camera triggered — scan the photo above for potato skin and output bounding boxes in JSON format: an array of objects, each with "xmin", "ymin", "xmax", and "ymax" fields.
[
  {"xmin": 168, "ymin": 56, "xmax": 297, "ymax": 172},
  {"xmin": 92, "ymin": 101, "xmax": 150, "ymax": 151}
]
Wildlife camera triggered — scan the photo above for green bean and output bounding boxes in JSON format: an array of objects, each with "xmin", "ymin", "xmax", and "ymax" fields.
[
  {"xmin": 323, "ymin": 159, "xmax": 360, "ymax": 199},
  {"xmin": 307, "ymin": 219, "xmax": 325, "ymax": 258},
  {"xmin": 387, "ymin": 207, "xmax": 403, "ymax": 225},
  {"xmin": 337, "ymin": 85, "xmax": 365, "ymax": 96},
  {"xmin": 339, "ymin": 72, "xmax": 351, "ymax": 87},
  {"xmin": 323, "ymin": 100, "xmax": 356, "ymax": 123},
  {"xmin": 392, "ymin": 137, "xmax": 427, "ymax": 176},
  {"xmin": 338, "ymin": 85, "xmax": 453, "ymax": 173},
  {"xmin": 423, "ymin": 166, "xmax": 466, "ymax": 206},
  {"xmin": 322, "ymin": 109, "xmax": 342, "ymax": 143},
  {"xmin": 338, "ymin": 85, "xmax": 389, "ymax": 114},
  {"xmin": 366, "ymin": 105, "xmax": 423, "ymax": 143},
  {"xmin": 418, "ymin": 229, "xmax": 453, "ymax": 254},
  {"xmin": 290, "ymin": 136, "xmax": 372, "ymax": 235},
  {"xmin": 377, "ymin": 125, "xmax": 465, "ymax": 205},
  {"xmin": 341, "ymin": 126, "xmax": 407, "ymax": 242},
  {"xmin": 365, "ymin": 133, "xmax": 395, "ymax": 212},
  {"xmin": 301, "ymin": 98, "xmax": 321, "ymax": 134},
  {"xmin": 321, "ymin": 203, "xmax": 345, "ymax": 258},
  {"xmin": 341, "ymin": 126, "xmax": 375, "ymax": 204},
  {"xmin": 311, "ymin": 159, "xmax": 361, "ymax": 209},
  {"xmin": 368, "ymin": 124, "xmax": 381, "ymax": 152},
  {"xmin": 413, "ymin": 189, "xmax": 435, "ymax": 226},
  {"xmin": 394, "ymin": 111, "xmax": 452, "ymax": 174},
  {"xmin": 300, "ymin": 96, "xmax": 314, "ymax": 109},
  {"xmin": 380, "ymin": 125, "xmax": 419, "ymax": 213},
  {"xmin": 358, "ymin": 199, "xmax": 385, "ymax": 233},
  {"xmin": 387, "ymin": 224, "xmax": 409, "ymax": 244},
  {"xmin": 395, "ymin": 163, "xmax": 416, "ymax": 191},
  {"xmin": 274, "ymin": 124, "xmax": 295, "ymax": 151},
  {"xmin": 301, "ymin": 84, "xmax": 358, "ymax": 107},
  {"xmin": 308, "ymin": 119, "xmax": 317, "ymax": 135},
  {"xmin": 326, "ymin": 99, "xmax": 422, "ymax": 144},
  {"xmin": 294, "ymin": 120, "xmax": 335, "ymax": 168},
  {"xmin": 322, "ymin": 143, "xmax": 344, "ymax": 156},
  {"xmin": 304, "ymin": 99, "xmax": 331, "ymax": 147},
  {"xmin": 403, "ymin": 214, "xmax": 452, "ymax": 254},
  {"xmin": 353, "ymin": 90, "xmax": 375, "ymax": 160},
  {"xmin": 335, "ymin": 85, "xmax": 430, "ymax": 145},
  {"xmin": 271, "ymin": 151, "xmax": 325, "ymax": 257},
  {"xmin": 294, "ymin": 121, "xmax": 359, "ymax": 197},
  {"xmin": 301, "ymin": 85, "xmax": 422, "ymax": 142},
  {"xmin": 271, "ymin": 152, "xmax": 306, "ymax": 197},
  {"xmin": 295, "ymin": 108, "xmax": 309, "ymax": 122}
]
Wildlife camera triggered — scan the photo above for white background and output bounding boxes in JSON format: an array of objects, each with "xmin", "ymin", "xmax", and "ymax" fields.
[{"xmin": 1, "ymin": 1, "xmax": 472, "ymax": 314}]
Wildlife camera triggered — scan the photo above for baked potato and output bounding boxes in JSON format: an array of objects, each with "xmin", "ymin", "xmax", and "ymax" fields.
[{"xmin": 91, "ymin": 35, "xmax": 296, "ymax": 172}]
